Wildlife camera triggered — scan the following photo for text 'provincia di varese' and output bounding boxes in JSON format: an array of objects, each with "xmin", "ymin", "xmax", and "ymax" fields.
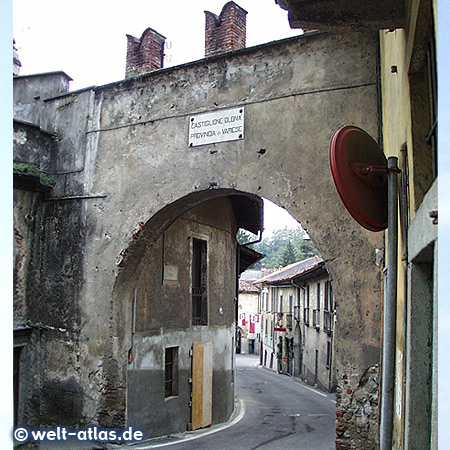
[{"xmin": 189, "ymin": 107, "xmax": 244, "ymax": 147}]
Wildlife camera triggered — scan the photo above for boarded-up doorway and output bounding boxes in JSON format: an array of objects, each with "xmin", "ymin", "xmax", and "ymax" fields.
[{"xmin": 190, "ymin": 342, "xmax": 213, "ymax": 431}]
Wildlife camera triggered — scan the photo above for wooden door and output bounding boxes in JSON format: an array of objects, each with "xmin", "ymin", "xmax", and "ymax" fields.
[{"xmin": 191, "ymin": 342, "xmax": 213, "ymax": 430}]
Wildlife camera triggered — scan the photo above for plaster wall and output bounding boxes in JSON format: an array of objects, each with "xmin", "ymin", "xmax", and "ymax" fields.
[
  {"xmin": 26, "ymin": 31, "xmax": 383, "ymax": 444},
  {"xmin": 14, "ymin": 73, "xmax": 71, "ymax": 125},
  {"xmin": 125, "ymin": 197, "xmax": 237, "ymax": 437},
  {"xmin": 237, "ymin": 291, "xmax": 259, "ymax": 354},
  {"xmin": 379, "ymin": 4, "xmax": 437, "ymax": 445},
  {"xmin": 299, "ymin": 273, "xmax": 334, "ymax": 392}
]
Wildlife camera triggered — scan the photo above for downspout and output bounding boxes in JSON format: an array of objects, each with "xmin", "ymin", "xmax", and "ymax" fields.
[
  {"xmin": 329, "ymin": 327, "xmax": 334, "ymax": 392},
  {"xmin": 240, "ymin": 229, "xmax": 263, "ymax": 248},
  {"xmin": 380, "ymin": 156, "xmax": 399, "ymax": 450}
]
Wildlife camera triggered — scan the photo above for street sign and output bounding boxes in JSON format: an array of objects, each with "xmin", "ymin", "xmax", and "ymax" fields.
[{"xmin": 189, "ymin": 107, "xmax": 244, "ymax": 147}]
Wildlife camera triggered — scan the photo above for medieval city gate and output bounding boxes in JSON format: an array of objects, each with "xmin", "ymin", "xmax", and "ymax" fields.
[{"xmin": 19, "ymin": 30, "xmax": 383, "ymax": 446}]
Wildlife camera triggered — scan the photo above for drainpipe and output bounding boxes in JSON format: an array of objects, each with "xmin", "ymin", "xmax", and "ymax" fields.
[
  {"xmin": 380, "ymin": 156, "xmax": 399, "ymax": 450},
  {"xmin": 240, "ymin": 229, "xmax": 263, "ymax": 248}
]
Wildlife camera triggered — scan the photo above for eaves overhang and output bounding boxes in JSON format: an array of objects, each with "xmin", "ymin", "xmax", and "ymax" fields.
[
  {"xmin": 230, "ymin": 194, "xmax": 263, "ymax": 236},
  {"xmin": 276, "ymin": 0, "xmax": 404, "ymax": 32},
  {"xmin": 239, "ymin": 246, "xmax": 265, "ymax": 275}
]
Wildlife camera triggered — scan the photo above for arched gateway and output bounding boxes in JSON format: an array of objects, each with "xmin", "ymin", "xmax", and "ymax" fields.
[{"xmin": 14, "ymin": 29, "xmax": 383, "ymax": 445}]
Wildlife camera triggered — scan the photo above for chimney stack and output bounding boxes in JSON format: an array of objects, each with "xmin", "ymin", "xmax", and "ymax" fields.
[
  {"xmin": 125, "ymin": 27, "xmax": 166, "ymax": 78},
  {"xmin": 204, "ymin": 2, "xmax": 247, "ymax": 58}
]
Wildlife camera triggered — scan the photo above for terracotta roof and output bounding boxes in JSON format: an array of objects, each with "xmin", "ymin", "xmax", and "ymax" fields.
[
  {"xmin": 239, "ymin": 280, "xmax": 261, "ymax": 294},
  {"xmin": 253, "ymin": 256, "xmax": 325, "ymax": 285}
]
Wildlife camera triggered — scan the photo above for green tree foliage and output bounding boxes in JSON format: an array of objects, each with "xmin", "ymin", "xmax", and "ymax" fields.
[
  {"xmin": 237, "ymin": 226, "xmax": 321, "ymax": 269},
  {"xmin": 236, "ymin": 229, "xmax": 258, "ymax": 245},
  {"xmin": 280, "ymin": 240, "xmax": 297, "ymax": 267}
]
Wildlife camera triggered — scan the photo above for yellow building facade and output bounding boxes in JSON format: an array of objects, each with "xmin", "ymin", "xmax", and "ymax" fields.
[{"xmin": 379, "ymin": 1, "xmax": 437, "ymax": 448}]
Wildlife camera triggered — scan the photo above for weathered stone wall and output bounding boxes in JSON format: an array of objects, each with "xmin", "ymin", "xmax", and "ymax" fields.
[
  {"xmin": 14, "ymin": 72, "xmax": 71, "ymax": 125},
  {"xmin": 335, "ymin": 365, "xmax": 380, "ymax": 449},
  {"xmin": 13, "ymin": 117, "xmax": 82, "ymax": 427},
  {"xmin": 16, "ymin": 30, "xmax": 384, "ymax": 446},
  {"xmin": 125, "ymin": 197, "xmax": 238, "ymax": 437}
]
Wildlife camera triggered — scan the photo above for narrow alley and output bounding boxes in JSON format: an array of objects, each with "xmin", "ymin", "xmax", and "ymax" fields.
[{"xmin": 124, "ymin": 354, "xmax": 335, "ymax": 450}]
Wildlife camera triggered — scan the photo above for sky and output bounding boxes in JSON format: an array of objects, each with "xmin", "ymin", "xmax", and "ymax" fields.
[
  {"xmin": 13, "ymin": 0, "xmax": 303, "ymax": 91},
  {"xmin": 4, "ymin": 0, "xmax": 450, "ymax": 446},
  {"xmin": 12, "ymin": 0, "xmax": 305, "ymax": 237},
  {"xmin": 263, "ymin": 198, "xmax": 303, "ymax": 235}
]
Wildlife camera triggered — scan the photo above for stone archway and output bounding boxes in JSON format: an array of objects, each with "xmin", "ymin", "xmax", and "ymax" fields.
[
  {"xmin": 101, "ymin": 185, "xmax": 382, "ymax": 435},
  {"xmin": 109, "ymin": 189, "xmax": 263, "ymax": 436},
  {"xmin": 32, "ymin": 28, "xmax": 384, "ymax": 445}
]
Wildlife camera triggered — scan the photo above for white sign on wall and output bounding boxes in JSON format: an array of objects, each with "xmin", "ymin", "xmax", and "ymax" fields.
[{"xmin": 188, "ymin": 107, "xmax": 244, "ymax": 147}]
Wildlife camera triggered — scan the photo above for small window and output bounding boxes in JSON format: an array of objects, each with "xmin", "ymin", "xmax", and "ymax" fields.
[
  {"xmin": 326, "ymin": 341, "xmax": 332, "ymax": 369},
  {"xmin": 329, "ymin": 282, "xmax": 333, "ymax": 311},
  {"xmin": 306, "ymin": 286, "xmax": 310, "ymax": 308},
  {"xmin": 289, "ymin": 295, "xmax": 293, "ymax": 314},
  {"xmin": 192, "ymin": 238, "xmax": 207, "ymax": 325},
  {"xmin": 164, "ymin": 347, "xmax": 178, "ymax": 398},
  {"xmin": 317, "ymin": 282, "xmax": 321, "ymax": 310},
  {"xmin": 324, "ymin": 281, "xmax": 333, "ymax": 311},
  {"xmin": 279, "ymin": 295, "xmax": 283, "ymax": 313}
]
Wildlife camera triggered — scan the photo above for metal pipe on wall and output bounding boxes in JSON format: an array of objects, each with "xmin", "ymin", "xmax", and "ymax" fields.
[{"xmin": 380, "ymin": 156, "xmax": 399, "ymax": 450}]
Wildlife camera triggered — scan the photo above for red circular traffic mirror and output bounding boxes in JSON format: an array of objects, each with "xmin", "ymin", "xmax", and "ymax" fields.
[{"xmin": 329, "ymin": 125, "xmax": 388, "ymax": 232}]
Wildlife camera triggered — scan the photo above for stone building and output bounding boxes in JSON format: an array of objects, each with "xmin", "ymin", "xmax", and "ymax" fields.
[
  {"xmin": 12, "ymin": 0, "xmax": 437, "ymax": 447},
  {"xmin": 255, "ymin": 257, "xmax": 337, "ymax": 392},
  {"xmin": 14, "ymin": 87, "xmax": 263, "ymax": 435},
  {"xmin": 13, "ymin": 3, "xmax": 264, "ymax": 438},
  {"xmin": 13, "ymin": 4, "xmax": 384, "ymax": 444},
  {"xmin": 237, "ymin": 271, "xmax": 262, "ymax": 355},
  {"xmin": 125, "ymin": 197, "xmax": 263, "ymax": 436}
]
